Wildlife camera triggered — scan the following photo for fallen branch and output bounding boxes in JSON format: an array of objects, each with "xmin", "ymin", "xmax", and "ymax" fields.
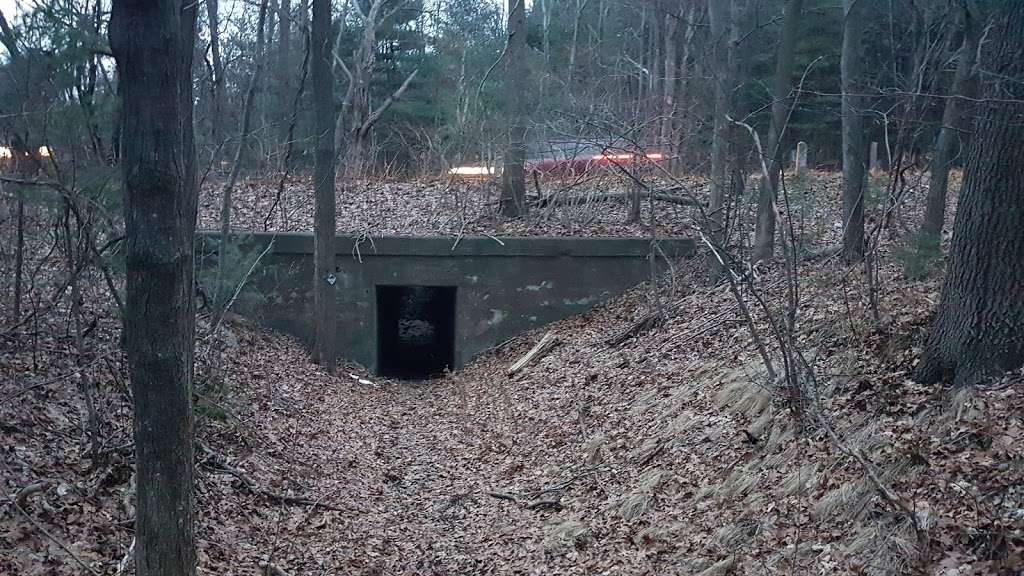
[
  {"xmin": 537, "ymin": 190, "xmax": 703, "ymax": 208},
  {"xmin": 605, "ymin": 311, "xmax": 666, "ymax": 347},
  {"xmin": 0, "ymin": 175, "xmax": 60, "ymax": 187},
  {"xmin": 9, "ymin": 499, "xmax": 101, "ymax": 575},
  {"xmin": 524, "ymin": 498, "xmax": 563, "ymax": 511},
  {"xmin": 800, "ymin": 243, "xmax": 842, "ymax": 262},
  {"xmin": 508, "ymin": 331, "xmax": 560, "ymax": 376},
  {"xmin": 199, "ymin": 445, "xmax": 343, "ymax": 512},
  {"xmin": 13, "ymin": 480, "xmax": 53, "ymax": 507},
  {"xmin": 485, "ymin": 491, "xmax": 518, "ymax": 502},
  {"xmin": 262, "ymin": 563, "xmax": 292, "ymax": 576}
]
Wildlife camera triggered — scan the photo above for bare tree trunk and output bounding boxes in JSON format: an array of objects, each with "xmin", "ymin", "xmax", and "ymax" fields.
[
  {"xmin": 568, "ymin": 0, "xmax": 588, "ymax": 83},
  {"xmin": 673, "ymin": 5, "xmax": 698, "ymax": 172},
  {"xmin": 540, "ymin": 0, "xmax": 551, "ymax": 66},
  {"xmin": 266, "ymin": 25, "xmax": 311, "ymax": 231},
  {"xmin": 12, "ymin": 184, "xmax": 24, "ymax": 321},
  {"xmin": 217, "ymin": 0, "xmax": 269, "ymax": 305},
  {"xmin": 627, "ymin": 180, "xmax": 642, "ymax": 223},
  {"xmin": 840, "ymin": 0, "xmax": 867, "ymax": 263},
  {"xmin": 659, "ymin": 8, "xmax": 678, "ymax": 169},
  {"xmin": 752, "ymin": 0, "xmax": 803, "ymax": 264},
  {"xmin": 277, "ymin": 0, "xmax": 292, "ymax": 155},
  {"xmin": 335, "ymin": 0, "xmax": 384, "ymax": 178},
  {"xmin": 918, "ymin": 2, "xmax": 980, "ymax": 253},
  {"xmin": 62, "ymin": 199, "xmax": 100, "ymax": 459},
  {"xmin": 207, "ymin": 0, "xmax": 226, "ymax": 149},
  {"xmin": 312, "ymin": 0, "xmax": 337, "ymax": 371},
  {"xmin": 500, "ymin": 0, "xmax": 527, "ymax": 217},
  {"xmin": 707, "ymin": 0, "xmax": 734, "ymax": 281},
  {"xmin": 78, "ymin": 3, "xmax": 107, "ymax": 161},
  {"xmin": 917, "ymin": 3, "xmax": 1024, "ymax": 387},
  {"xmin": 109, "ymin": 0, "xmax": 198, "ymax": 574}
]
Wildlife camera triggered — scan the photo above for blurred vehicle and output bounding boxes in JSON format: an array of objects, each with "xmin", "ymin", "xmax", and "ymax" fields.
[
  {"xmin": 0, "ymin": 144, "xmax": 50, "ymax": 174},
  {"xmin": 448, "ymin": 142, "xmax": 664, "ymax": 180}
]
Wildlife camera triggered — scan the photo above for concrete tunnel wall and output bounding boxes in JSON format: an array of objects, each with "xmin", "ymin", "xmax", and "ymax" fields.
[{"xmin": 198, "ymin": 233, "xmax": 695, "ymax": 375}]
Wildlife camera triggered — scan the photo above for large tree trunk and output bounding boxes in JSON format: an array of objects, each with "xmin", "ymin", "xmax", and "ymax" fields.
[
  {"xmin": 707, "ymin": 0, "xmax": 734, "ymax": 281},
  {"xmin": 918, "ymin": 2, "xmax": 980, "ymax": 253},
  {"xmin": 917, "ymin": 3, "xmax": 1024, "ymax": 388},
  {"xmin": 839, "ymin": 0, "xmax": 867, "ymax": 263},
  {"xmin": 499, "ymin": 0, "xmax": 527, "ymax": 217},
  {"xmin": 312, "ymin": 0, "xmax": 337, "ymax": 371},
  {"xmin": 752, "ymin": 0, "xmax": 803, "ymax": 264},
  {"xmin": 109, "ymin": 0, "xmax": 198, "ymax": 574}
]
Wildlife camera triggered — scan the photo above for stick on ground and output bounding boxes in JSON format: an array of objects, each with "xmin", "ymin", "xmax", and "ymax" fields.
[{"xmin": 508, "ymin": 331, "xmax": 560, "ymax": 376}]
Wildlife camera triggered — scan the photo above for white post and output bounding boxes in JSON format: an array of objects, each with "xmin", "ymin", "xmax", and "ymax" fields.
[{"xmin": 795, "ymin": 141, "xmax": 808, "ymax": 176}]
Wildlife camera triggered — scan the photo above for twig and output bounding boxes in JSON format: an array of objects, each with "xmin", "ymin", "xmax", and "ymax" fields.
[
  {"xmin": 1, "ymin": 352, "xmax": 116, "ymax": 405},
  {"xmin": 699, "ymin": 232, "xmax": 778, "ymax": 381},
  {"xmin": 115, "ymin": 538, "xmax": 135, "ymax": 576},
  {"xmin": 198, "ymin": 444, "xmax": 344, "ymax": 512},
  {"xmin": 9, "ymin": 499, "xmax": 102, "ymax": 575}
]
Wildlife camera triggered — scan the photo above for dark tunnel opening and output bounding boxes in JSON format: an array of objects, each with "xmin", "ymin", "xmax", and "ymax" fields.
[{"xmin": 376, "ymin": 285, "xmax": 456, "ymax": 379}]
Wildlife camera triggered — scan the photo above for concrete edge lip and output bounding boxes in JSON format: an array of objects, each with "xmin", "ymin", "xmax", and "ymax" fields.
[{"xmin": 196, "ymin": 231, "xmax": 696, "ymax": 258}]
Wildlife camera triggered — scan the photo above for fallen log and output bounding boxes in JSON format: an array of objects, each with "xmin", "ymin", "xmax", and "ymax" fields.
[{"xmin": 508, "ymin": 331, "xmax": 560, "ymax": 376}]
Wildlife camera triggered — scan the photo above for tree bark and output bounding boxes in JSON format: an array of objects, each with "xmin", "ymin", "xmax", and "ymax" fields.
[
  {"xmin": 707, "ymin": 0, "xmax": 734, "ymax": 282},
  {"xmin": 752, "ymin": 0, "xmax": 803, "ymax": 264},
  {"xmin": 918, "ymin": 1, "xmax": 980, "ymax": 253},
  {"xmin": 109, "ymin": 0, "xmax": 198, "ymax": 574},
  {"xmin": 499, "ymin": 0, "xmax": 527, "ymax": 217},
  {"xmin": 917, "ymin": 3, "xmax": 1024, "ymax": 387},
  {"xmin": 840, "ymin": 0, "xmax": 867, "ymax": 263},
  {"xmin": 312, "ymin": 0, "xmax": 337, "ymax": 371}
]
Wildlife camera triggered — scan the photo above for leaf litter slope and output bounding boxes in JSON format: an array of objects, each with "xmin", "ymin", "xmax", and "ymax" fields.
[
  {"xmin": 197, "ymin": 175, "xmax": 702, "ymax": 237},
  {"xmin": 193, "ymin": 252, "xmax": 1022, "ymax": 574},
  {"xmin": 3, "ymin": 171, "xmax": 1021, "ymax": 575}
]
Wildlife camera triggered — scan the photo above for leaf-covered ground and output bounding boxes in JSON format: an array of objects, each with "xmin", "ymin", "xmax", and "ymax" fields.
[
  {"xmin": 3, "ymin": 171, "xmax": 1022, "ymax": 575},
  {"xmin": 196, "ymin": 173, "xmax": 702, "ymax": 237}
]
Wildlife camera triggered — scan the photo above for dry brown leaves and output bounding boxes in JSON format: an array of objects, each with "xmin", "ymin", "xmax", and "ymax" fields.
[{"xmin": 2, "ymin": 171, "xmax": 1021, "ymax": 575}]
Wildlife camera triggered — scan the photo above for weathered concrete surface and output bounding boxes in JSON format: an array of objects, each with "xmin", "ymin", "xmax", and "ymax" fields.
[{"xmin": 199, "ymin": 233, "xmax": 694, "ymax": 374}]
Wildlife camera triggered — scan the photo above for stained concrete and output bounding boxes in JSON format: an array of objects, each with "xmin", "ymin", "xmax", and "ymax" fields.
[{"xmin": 199, "ymin": 233, "xmax": 694, "ymax": 374}]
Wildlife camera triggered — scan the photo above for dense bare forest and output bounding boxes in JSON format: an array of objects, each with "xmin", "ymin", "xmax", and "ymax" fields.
[{"xmin": 1, "ymin": 0, "xmax": 1022, "ymax": 574}]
